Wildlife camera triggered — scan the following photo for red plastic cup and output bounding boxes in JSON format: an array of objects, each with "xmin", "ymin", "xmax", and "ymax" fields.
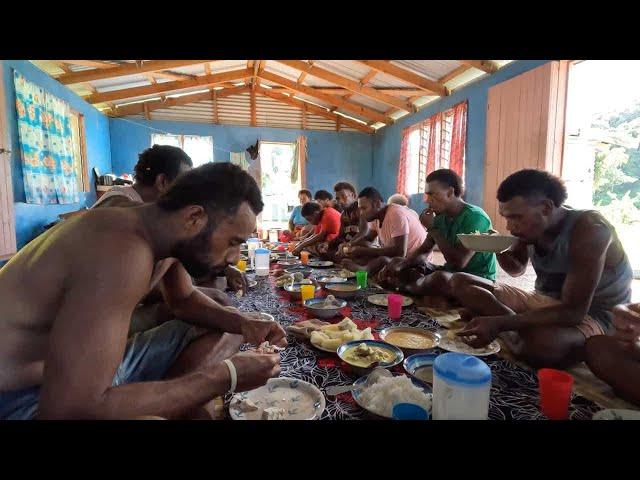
[
  {"xmin": 388, "ymin": 294, "xmax": 403, "ymax": 320},
  {"xmin": 538, "ymin": 368, "xmax": 574, "ymax": 420}
]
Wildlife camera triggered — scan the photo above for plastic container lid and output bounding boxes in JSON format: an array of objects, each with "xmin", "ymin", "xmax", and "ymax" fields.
[
  {"xmin": 247, "ymin": 238, "xmax": 260, "ymax": 243},
  {"xmin": 433, "ymin": 352, "xmax": 491, "ymax": 386},
  {"xmin": 254, "ymin": 248, "xmax": 270, "ymax": 254},
  {"xmin": 392, "ymin": 403, "xmax": 429, "ymax": 420}
]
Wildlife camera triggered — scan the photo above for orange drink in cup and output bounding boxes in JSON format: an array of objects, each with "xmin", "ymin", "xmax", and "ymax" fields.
[{"xmin": 300, "ymin": 251, "xmax": 310, "ymax": 265}]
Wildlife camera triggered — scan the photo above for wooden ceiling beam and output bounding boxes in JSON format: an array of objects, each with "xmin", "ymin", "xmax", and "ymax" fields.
[
  {"xmin": 255, "ymin": 86, "xmax": 373, "ymax": 134},
  {"xmin": 357, "ymin": 60, "xmax": 448, "ymax": 96},
  {"xmin": 56, "ymin": 60, "xmax": 214, "ymax": 85},
  {"xmin": 259, "ymin": 70, "xmax": 393, "ymax": 125},
  {"xmin": 87, "ymin": 68, "xmax": 253, "ymax": 104},
  {"xmin": 55, "ymin": 60, "xmax": 120, "ymax": 69},
  {"xmin": 458, "ymin": 60, "xmax": 500, "ymax": 74},
  {"xmin": 276, "ymin": 60, "xmax": 416, "ymax": 112},
  {"xmin": 112, "ymin": 85, "xmax": 250, "ymax": 117},
  {"xmin": 438, "ymin": 64, "xmax": 473, "ymax": 84}
]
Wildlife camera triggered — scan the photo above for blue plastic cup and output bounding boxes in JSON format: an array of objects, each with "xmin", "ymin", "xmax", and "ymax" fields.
[{"xmin": 392, "ymin": 403, "xmax": 429, "ymax": 420}]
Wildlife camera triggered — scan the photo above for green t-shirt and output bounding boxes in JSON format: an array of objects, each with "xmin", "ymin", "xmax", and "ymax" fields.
[{"xmin": 432, "ymin": 203, "xmax": 497, "ymax": 281}]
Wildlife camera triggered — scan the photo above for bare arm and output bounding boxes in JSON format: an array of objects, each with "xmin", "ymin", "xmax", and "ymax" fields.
[
  {"xmin": 428, "ymin": 228, "xmax": 474, "ymax": 270},
  {"xmin": 403, "ymin": 235, "xmax": 436, "ymax": 266},
  {"xmin": 498, "ymin": 215, "xmax": 612, "ymax": 330},
  {"xmin": 93, "ymin": 196, "xmax": 140, "ymax": 209},
  {"xmin": 38, "ymin": 236, "xmax": 230, "ymax": 419},
  {"xmin": 159, "ymin": 261, "xmax": 247, "ymax": 333},
  {"xmin": 353, "ymin": 234, "xmax": 407, "ymax": 259},
  {"xmin": 496, "ymin": 239, "xmax": 529, "ymax": 277},
  {"xmin": 294, "ymin": 230, "xmax": 328, "ymax": 253}
]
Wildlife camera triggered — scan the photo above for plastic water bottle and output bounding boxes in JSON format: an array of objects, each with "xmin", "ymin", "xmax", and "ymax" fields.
[
  {"xmin": 432, "ymin": 352, "xmax": 491, "ymax": 420},
  {"xmin": 254, "ymin": 248, "xmax": 270, "ymax": 277}
]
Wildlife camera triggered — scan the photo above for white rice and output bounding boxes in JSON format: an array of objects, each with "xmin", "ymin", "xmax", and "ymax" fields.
[{"xmin": 359, "ymin": 374, "xmax": 432, "ymax": 418}]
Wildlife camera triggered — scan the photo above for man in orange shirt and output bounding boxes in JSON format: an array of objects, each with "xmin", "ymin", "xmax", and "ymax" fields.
[{"xmin": 292, "ymin": 202, "xmax": 342, "ymax": 257}]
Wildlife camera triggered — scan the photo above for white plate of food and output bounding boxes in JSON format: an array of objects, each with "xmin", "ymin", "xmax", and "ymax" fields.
[
  {"xmin": 592, "ymin": 409, "xmax": 640, "ymax": 420},
  {"xmin": 278, "ymin": 259, "xmax": 302, "ymax": 266},
  {"xmin": 309, "ymin": 317, "xmax": 374, "ymax": 353},
  {"xmin": 229, "ymin": 377, "xmax": 325, "ymax": 420},
  {"xmin": 437, "ymin": 329, "xmax": 500, "ymax": 356},
  {"xmin": 421, "ymin": 307, "xmax": 464, "ymax": 329},
  {"xmin": 457, "ymin": 232, "xmax": 517, "ymax": 253},
  {"xmin": 367, "ymin": 294, "xmax": 414, "ymax": 307},
  {"xmin": 307, "ymin": 260, "xmax": 334, "ymax": 268},
  {"xmin": 352, "ymin": 372, "xmax": 432, "ymax": 419}
]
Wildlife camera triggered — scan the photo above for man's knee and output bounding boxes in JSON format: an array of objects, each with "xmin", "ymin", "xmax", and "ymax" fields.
[
  {"xmin": 518, "ymin": 328, "xmax": 584, "ymax": 368},
  {"xmin": 449, "ymin": 272, "xmax": 475, "ymax": 299},
  {"xmin": 585, "ymin": 335, "xmax": 620, "ymax": 375}
]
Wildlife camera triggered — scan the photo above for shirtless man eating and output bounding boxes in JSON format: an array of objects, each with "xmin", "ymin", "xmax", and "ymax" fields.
[{"xmin": 0, "ymin": 163, "xmax": 286, "ymax": 419}]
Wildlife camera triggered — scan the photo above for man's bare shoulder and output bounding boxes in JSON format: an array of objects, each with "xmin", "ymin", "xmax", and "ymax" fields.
[{"xmin": 570, "ymin": 211, "xmax": 612, "ymax": 256}]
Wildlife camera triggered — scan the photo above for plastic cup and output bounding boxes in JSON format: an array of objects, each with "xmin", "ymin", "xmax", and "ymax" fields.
[
  {"xmin": 388, "ymin": 294, "xmax": 403, "ymax": 319},
  {"xmin": 300, "ymin": 251, "xmax": 310, "ymax": 265},
  {"xmin": 392, "ymin": 403, "xmax": 429, "ymax": 420},
  {"xmin": 538, "ymin": 368, "xmax": 574, "ymax": 420},
  {"xmin": 300, "ymin": 285, "xmax": 316, "ymax": 303},
  {"xmin": 356, "ymin": 270, "xmax": 368, "ymax": 289},
  {"xmin": 236, "ymin": 259, "xmax": 247, "ymax": 272}
]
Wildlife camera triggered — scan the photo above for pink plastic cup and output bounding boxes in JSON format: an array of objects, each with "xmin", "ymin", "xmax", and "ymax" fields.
[{"xmin": 388, "ymin": 294, "xmax": 403, "ymax": 320}]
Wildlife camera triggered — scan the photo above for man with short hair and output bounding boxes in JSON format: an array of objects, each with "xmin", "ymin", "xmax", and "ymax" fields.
[
  {"xmin": 585, "ymin": 302, "xmax": 640, "ymax": 406},
  {"xmin": 314, "ymin": 190, "xmax": 335, "ymax": 209},
  {"xmin": 0, "ymin": 163, "xmax": 286, "ymax": 419},
  {"xmin": 388, "ymin": 193, "xmax": 409, "ymax": 207},
  {"xmin": 93, "ymin": 144, "xmax": 193, "ymax": 208},
  {"xmin": 387, "ymin": 169, "xmax": 496, "ymax": 295},
  {"xmin": 452, "ymin": 169, "xmax": 633, "ymax": 368},
  {"xmin": 341, "ymin": 187, "xmax": 427, "ymax": 278},
  {"xmin": 292, "ymin": 201, "xmax": 342, "ymax": 256}
]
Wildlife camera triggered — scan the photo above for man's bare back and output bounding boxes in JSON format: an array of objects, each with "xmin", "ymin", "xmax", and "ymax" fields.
[{"xmin": 0, "ymin": 207, "xmax": 156, "ymax": 392}]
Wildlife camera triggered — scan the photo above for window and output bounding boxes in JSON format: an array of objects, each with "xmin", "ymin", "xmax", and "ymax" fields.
[
  {"xmin": 397, "ymin": 101, "xmax": 467, "ymax": 196},
  {"xmin": 69, "ymin": 110, "xmax": 89, "ymax": 192},
  {"xmin": 151, "ymin": 133, "xmax": 213, "ymax": 167}
]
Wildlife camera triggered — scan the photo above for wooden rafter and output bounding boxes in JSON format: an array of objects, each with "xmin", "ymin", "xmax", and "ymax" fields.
[
  {"xmin": 270, "ymin": 86, "xmax": 425, "ymax": 96},
  {"xmin": 276, "ymin": 60, "xmax": 416, "ymax": 112},
  {"xmin": 113, "ymin": 85, "xmax": 250, "ymax": 117},
  {"xmin": 259, "ymin": 70, "xmax": 393, "ymax": 125},
  {"xmin": 459, "ymin": 60, "xmax": 500, "ymax": 74},
  {"xmin": 344, "ymin": 69, "xmax": 377, "ymax": 101},
  {"xmin": 56, "ymin": 60, "xmax": 213, "ymax": 85},
  {"xmin": 438, "ymin": 64, "xmax": 473, "ymax": 84},
  {"xmin": 87, "ymin": 68, "xmax": 254, "ymax": 104},
  {"xmin": 357, "ymin": 61, "xmax": 448, "ymax": 96},
  {"xmin": 250, "ymin": 87, "xmax": 257, "ymax": 126},
  {"xmin": 204, "ymin": 63, "xmax": 211, "ymax": 75},
  {"xmin": 55, "ymin": 60, "xmax": 120, "ymax": 69},
  {"xmin": 255, "ymin": 86, "xmax": 373, "ymax": 134},
  {"xmin": 212, "ymin": 90, "xmax": 219, "ymax": 124}
]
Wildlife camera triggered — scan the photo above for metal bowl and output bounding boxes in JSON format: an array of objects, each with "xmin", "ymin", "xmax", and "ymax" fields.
[
  {"xmin": 315, "ymin": 276, "xmax": 349, "ymax": 287},
  {"xmin": 403, "ymin": 353, "xmax": 440, "ymax": 386},
  {"xmin": 246, "ymin": 312, "xmax": 275, "ymax": 322},
  {"xmin": 324, "ymin": 282, "xmax": 362, "ymax": 299},
  {"xmin": 283, "ymin": 283, "xmax": 315, "ymax": 300},
  {"xmin": 378, "ymin": 327, "xmax": 440, "ymax": 355},
  {"xmin": 304, "ymin": 297, "xmax": 347, "ymax": 319},
  {"xmin": 337, "ymin": 340, "xmax": 404, "ymax": 377}
]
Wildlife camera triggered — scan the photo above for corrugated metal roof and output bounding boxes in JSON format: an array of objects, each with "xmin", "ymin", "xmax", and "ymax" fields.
[{"xmin": 29, "ymin": 60, "xmax": 514, "ymax": 133}]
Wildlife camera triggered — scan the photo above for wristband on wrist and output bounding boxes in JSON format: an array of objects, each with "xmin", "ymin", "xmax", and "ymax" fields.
[{"xmin": 223, "ymin": 359, "xmax": 237, "ymax": 393}]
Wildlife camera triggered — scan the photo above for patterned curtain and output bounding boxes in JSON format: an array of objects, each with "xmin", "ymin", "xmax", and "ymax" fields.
[
  {"xmin": 449, "ymin": 101, "xmax": 468, "ymax": 177},
  {"xmin": 395, "ymin": 126, "xmax": 412, "ymax": 196},
  {"xmin": 14, "ymin": 71, "xmax": 78, "ymax": 205}
]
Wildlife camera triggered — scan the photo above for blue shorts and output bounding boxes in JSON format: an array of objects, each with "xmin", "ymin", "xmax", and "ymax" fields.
[{"xmin": 0, "ymin": 320, "xmax": 202, "ymax": 420}]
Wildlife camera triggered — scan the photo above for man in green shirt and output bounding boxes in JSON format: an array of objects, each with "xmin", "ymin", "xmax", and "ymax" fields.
[{"xmin": 385, "ymin": 169, "xmax": 496, "ymax": 296}]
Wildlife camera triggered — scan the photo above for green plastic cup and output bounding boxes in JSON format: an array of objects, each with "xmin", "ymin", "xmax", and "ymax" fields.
[{"xmin": 356, "ymin": 270, "xmax": 368, "ymax": 289}]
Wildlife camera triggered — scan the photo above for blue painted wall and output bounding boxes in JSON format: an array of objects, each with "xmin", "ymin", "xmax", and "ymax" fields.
[
  {"xmin": 109, "ymin": 119, "xmax": 374, "ymax": 194},
  {"xmin": 2, "ymin": 60, "xmax": 112, "ymax": 249},
  {"xmin": 372, "ymin": 60, "xmax": 550, "ymax": 213}
]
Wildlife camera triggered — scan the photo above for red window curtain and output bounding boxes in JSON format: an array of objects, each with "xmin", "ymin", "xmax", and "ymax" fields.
[
  {"xmin": 449, "ymin": 101, "xmax": 468, "ymax": 177},
  {"xmin": 395, "ymin": 126, "xmax": 413, "ymax": 197}
]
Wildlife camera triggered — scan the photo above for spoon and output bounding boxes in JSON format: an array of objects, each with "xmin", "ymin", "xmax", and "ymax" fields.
[{"xmin": 325, "ymin": 367, "xmax": 392, "ymax": 396}]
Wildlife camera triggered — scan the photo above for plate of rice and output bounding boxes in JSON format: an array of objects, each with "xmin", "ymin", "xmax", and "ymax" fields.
[{"xmin": 352, "ymin": 372, "xmax": 432, "ymax": 419}]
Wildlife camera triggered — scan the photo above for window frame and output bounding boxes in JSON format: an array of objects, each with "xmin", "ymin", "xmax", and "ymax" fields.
[
  {"xmin": 150, "ymin": 133, "xmax": 214, "ymax": 166},
  {"xmin": 70, "ymin": 109, "xmax": 90, "ymax": 193}
]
